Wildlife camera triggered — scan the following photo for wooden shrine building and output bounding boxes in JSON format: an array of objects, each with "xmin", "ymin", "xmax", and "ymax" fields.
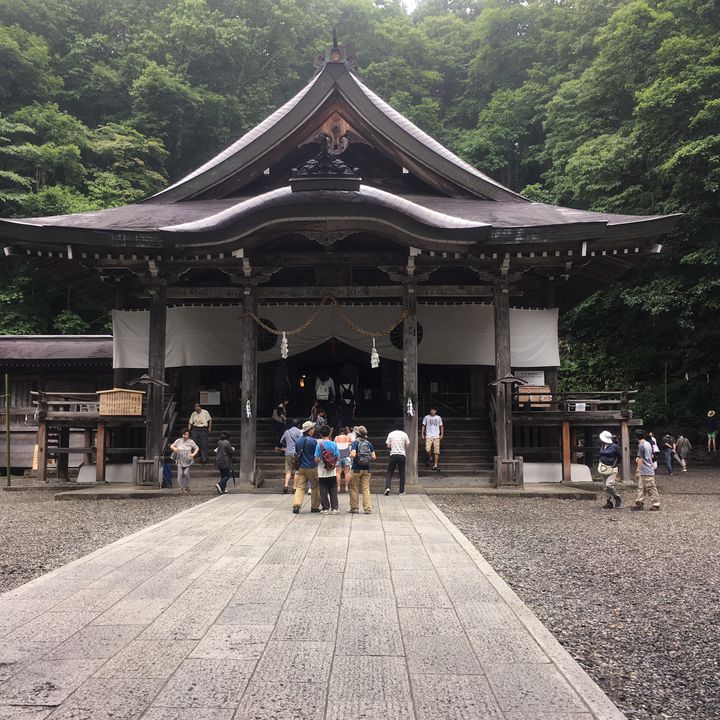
[{"xmin": 0, "ymin": 40, "xmax": 677, "ymax": 486}]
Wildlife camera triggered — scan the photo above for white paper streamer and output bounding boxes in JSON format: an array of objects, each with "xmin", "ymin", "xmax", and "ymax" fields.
[
  {"xmin": 406, "ymin": 398, "xmax": 414, "ymax": 417},
  {"xmin": 370, "ymin": 338, "xmax": 380, "ymax": 368},
  {"xmin": 280, "ymin": 332, "xmax": 288, "ymax": 359},
  {"xmin": 246, "ymin": 400, "xmax": 252, "ymax": 418}
]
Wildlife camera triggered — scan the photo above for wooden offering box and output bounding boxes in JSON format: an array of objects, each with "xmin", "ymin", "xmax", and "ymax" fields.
[{"xmin": 97, "ymin": 388, "xmax": 145, "ymax": 416}]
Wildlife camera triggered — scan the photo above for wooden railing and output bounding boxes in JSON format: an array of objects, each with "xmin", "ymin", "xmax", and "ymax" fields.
[
  {"xmin": 31, "ymin": 391, "xmax": 103, "ymax": 419},
  {"xmin": 513, "ymin": 389, "xmax": 637, "ymax": 415}
]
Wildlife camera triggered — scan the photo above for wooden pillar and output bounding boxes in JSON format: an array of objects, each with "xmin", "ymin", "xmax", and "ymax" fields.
[
  {"xmin": 239, "ymin": 288, "xmax": 258, "ymax": 484},
  {"xmin": 96, "ymin": 421, "xmax": 106, "ymax": 483},
  {"xmin": 493, "ymin": 282, "xmax": 514, "ymax": 485},
  {"xmin": 620, "ymin": 419, "xmax": 631, "ymax": 484},
  {"xmin": 561, "ymin": 420, "xmax": 571, "ymax": 483},
  {"xmin": 403, "ymin": 282, "xmax": 419, "ymax": 484},
  {"xmin": 146, "ymin": 284, "xmax": 167, "ymax": 461},
  {"xmin": 37, "ymin": 420, "xmax": 48, "ymax": 483},
  {"xmin": 57, "ymin": 426, "xmax": 69, "ymax": 481},
  {"xmin": 84, "ymin": 428, "xmax": 93, "ymax": 465}
]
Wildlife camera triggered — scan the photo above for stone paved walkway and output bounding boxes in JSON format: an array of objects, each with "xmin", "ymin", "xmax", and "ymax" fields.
[{"xmin": 0, "ymin": 494, "xmax": 625, "ymax": 720}]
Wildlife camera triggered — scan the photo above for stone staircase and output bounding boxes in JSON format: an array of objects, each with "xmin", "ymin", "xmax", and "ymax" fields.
[{"xmin": 167, "ymin": 416, "xmax": 496, "ymax": 491}]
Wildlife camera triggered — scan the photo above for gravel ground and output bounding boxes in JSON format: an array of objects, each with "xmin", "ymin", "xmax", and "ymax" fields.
[
  {"xmin": 0, "ymin": 490, "xmax": 208, "ymax": 593},
  {"xmin": 434, "ymin": 468, "xmax": 720, "ymax": 720}
]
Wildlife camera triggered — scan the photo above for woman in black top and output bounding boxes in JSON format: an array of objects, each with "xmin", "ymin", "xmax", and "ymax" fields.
[{"xmin": 215, "ymin": 432, "xmax": 235, "ymax": 495}]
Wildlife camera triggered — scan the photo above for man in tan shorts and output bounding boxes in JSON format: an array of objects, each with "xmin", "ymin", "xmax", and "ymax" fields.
[{"xmin": 422, "ymin": 407, "xmax": 444, "ymax": 472}]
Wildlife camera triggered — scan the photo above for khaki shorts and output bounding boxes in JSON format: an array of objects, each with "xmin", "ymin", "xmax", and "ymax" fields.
[
  {"xmin": 425, "ymin": 437, "xmax": 441, "ymax": 454},
  {"xmin": 284, "ymin": 456, "xmax": 295, "ymax": 474}
]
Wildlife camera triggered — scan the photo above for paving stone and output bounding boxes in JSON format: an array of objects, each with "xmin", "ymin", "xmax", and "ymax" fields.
[
  {"xmin": 404, "ymin": 635, "xmax": 482, "ymax": 674},
  {"xmin": 46, "ymin": 625, "xmax": 143, "ymax": 660},
  {"xmin": 0, "ymin": 642, "xmax": 58, "ymax": 684},
  {"xmin": 189, "ymin": 625, "xmax": 273, "ymax": 660},
  {"xmin": 230, "ymin": 579, "xmax": 294, "ymax": 605},
  {"xmin": 436, "ymin": 574, "xmax": 500, "ymax": 603},
  {"xmin": 397, "ymin": 608, "xmax": 464, "ymax": 637},
  {"xmin": 272, "ymin": 609, "xmax": 337, "ymax": 642},
  {"xmin": 343, "ymin": 559, "xmax": 390, "ymax": 580},
  {"xmin": 468, "ymin": 625, "xmax": 551, "ymax": 664},
  {"xmin": 410, "ymin": 673, "xmax": 504, "ymax": 720},
  {"xmin": 5, "ymin": 612, "xmax": 99, "ymax": 644},
  {"xmin": 53, "ymin": 576, "xmax": 137, "ymax": 613},
  {"xmin": 140, "ymin": 609, "xmax": 219, "ymax": 640},
  {"xmin": 234, "ymin": 680, "xmax": 326, "ymax": 720},
  {"xmin": 152, "ymin": 658, "xmax": 255, "ymax": 709},
  {"xmin": 329, "ymin": 656, "xmax": 411, "ymax": 700},
  {"xmin": 483, "ymin": 663, "xmax": 588, "ymax": 715},
  {"xmin": 253, "ymin": 641, "xmax": 334, "ymax": 683},
  {"xmin": 340, "ymin": 599, "xmax": 398, "ymax": 624},
  {"xmin": 392, "ymin": 571, "xmax": 452, "ymax": 608},
  {"xmin": 503, "ymin": 714, "xmax": 595, "ymax": 720},
  {"xmin": 257, "ymin": 542, "xmax": 310, "ymax": 566},
  {"xmin": 92, "ymin": 599, "xmax": 170, "ymax": 626},
  {"xmin": 140, "ymin": 709, "xmax": 234, "ymax": 720},
  {"xmin": 0, "ymin": 610, "xmax": 42, "ymax": 637},
  {"xmin": 386, "ymin": 552, "xmax": 434, "ymax": 572},
  {"xmin": 380, "ymin": 523, "xmax": 417, "ymax": 537},
  {"xmin": 334, "ymin": 619, "xmax": 404, "ymax": 657},
  {"xmin": 82, "ymin": 545, "xmax": 146, "ymax": 569},
  {"xmin": 325, "ymin": 700, "xmax": 415, "ymax": 720},
  {"xmin": 342, "ymin": 577, "xmax": 394, "ymax": 600},
  {"xmin": 215, "ymin": 603, "xmax": 283, "ymax": 627},
  {"xmin": 454, "ymin": 601, "xmax": 522, "ymax": 631},
  {"xmin": 95, "ymin": 639, "xmax": 196, "ymax": 679},
  {"xmin": 0, "ymin": 659, "xmax": 102, "ymax": 706},
  {"xmin": 223, "ymin": 545, "xmax": 267, "ymax": 560},
  {"xmin": 306, "ymin": 537, "xmax": 348, "ymax": 554},
  {"xmin": 0, "ymin": 707, "xmax": 54, "ymax": 719},
  {"xmin": 298, "ymin": 556, "xmax": 346, "ymax": 573},
  {"xmin": 46, "ymin": 677, "xmax": 162, "ymax": 719},
  {"xmin": 171, "ymin": 584, "xmax": 235, "ymax": 612}
]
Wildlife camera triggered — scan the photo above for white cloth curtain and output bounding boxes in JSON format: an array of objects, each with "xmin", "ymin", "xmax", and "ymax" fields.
[{"xmin": 112, "ymin": 304, "xmax": 559, "ymax": 368}]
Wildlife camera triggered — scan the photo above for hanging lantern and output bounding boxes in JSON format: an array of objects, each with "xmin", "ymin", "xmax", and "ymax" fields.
[
  {"xmin": 281, "ymin": 332, "xmax": 288, "ymax": 359},
  {"xmin": 246, "ymin": 400, "xmax": 252, "ymax": 418},
  {"xmin": 406, "ymin": 398, "xmax": 414, "ymax": 417},
  {"xmin": 370, "ymin": 338, "xmax": 380, "ymax": 368}
]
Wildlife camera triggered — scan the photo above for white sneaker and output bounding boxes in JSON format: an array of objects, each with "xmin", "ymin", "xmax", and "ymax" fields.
[
  {"xmin": 399, "ymin": 491, "xmax": 406, "ymax": 495},
  {"xmin": 331, "ymin": 509, "xmax": 339, "ymax": 514},
  {"xmin": 320, "ymin": 509, "xmax": 329, "ymax": 514},
  {"xmin": 384, "ymin": 488, "xmax": 390, "ymax": 496}
]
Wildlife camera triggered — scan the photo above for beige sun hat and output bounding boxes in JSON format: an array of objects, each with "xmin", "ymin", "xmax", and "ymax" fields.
[
  {"xmin": 301, "ymin": 420, "xmax": 315, "ymax": 432},
  {"xmin": 355, "ymin": 425, "xmax": 368, "ymax": 437},
  {"xmin": 599, "ymin": 431, "xmax": 614, "ymax": 444},
  {"xmin": 708, "ymin": 410, "xmax": 716, "ymax": 418}
]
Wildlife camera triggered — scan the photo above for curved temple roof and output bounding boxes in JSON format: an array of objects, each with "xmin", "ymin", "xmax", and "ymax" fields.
[
  {"xmin": 0, "ymin": 42, "xmax": 678, "ymax": 310},
  {"xmin": 147, "ymin": 60, "xmax": 526, "ymax": 203}
]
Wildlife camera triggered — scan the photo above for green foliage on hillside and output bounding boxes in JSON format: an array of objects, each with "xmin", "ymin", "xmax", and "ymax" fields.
[{"xmin": 1, "ymin": 0, "xmax": 719, "ymax": 425}]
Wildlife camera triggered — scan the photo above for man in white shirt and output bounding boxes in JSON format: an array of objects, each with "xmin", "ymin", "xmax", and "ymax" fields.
[
  {"xmin": 188, "ymin": 403, "xmax": 212, "ymax": 463},
  {"xmin": 422, "ymin": 407, "xmax": 443, "ymax": 471},
  {"xmin": 385, "ymin": 421, "xmax": 411, "ymax": 495}
]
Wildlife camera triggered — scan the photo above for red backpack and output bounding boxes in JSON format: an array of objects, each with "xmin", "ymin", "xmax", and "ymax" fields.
[{"xmin": 319, "ymin": 440, "xmax": 336, "ymax": 470}]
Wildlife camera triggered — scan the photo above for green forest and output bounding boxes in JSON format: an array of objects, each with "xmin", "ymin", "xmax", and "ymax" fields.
[{"xmin": 1, "ymin": 0, "xmax": 719, "ymax": 427}]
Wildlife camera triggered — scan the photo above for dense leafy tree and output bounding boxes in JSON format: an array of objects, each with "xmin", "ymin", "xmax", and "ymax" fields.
[{"xmin": 0, "ymin": 0, "xmax": 718, "ymax": 427}]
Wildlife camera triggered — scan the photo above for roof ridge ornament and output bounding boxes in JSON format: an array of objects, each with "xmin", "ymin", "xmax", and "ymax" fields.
[
  {"xmin": 314, "ymin": 29, "xmax": 357, "ymax": 72},
  {"xmin": 290, "ymin": 145, "xmax": 361, "ymax": 192}
]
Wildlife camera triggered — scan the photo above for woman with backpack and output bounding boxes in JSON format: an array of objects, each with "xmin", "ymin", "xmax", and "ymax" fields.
[
  {"xmin": 349, "ymin": 425, "xmax": 376, "ymax": 514},
  {"xmin": 314, "ymin": 425, "xmax": 340, "ymax": 513}
]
